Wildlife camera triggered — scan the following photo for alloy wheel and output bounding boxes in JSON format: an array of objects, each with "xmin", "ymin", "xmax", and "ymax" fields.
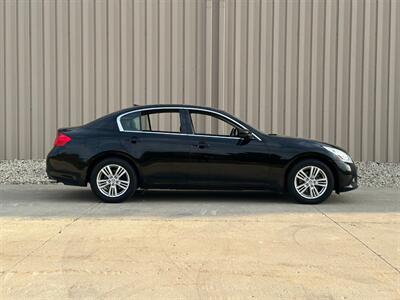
[
  {"xmin": 294, "ymin": 166, "xmax": 328, "ymax": 199},
  {"xmin": 96, "ymin": 164, "xmax": 131, "ymax": 198}
]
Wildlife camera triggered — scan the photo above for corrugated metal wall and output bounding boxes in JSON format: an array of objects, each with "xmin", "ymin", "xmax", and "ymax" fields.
[{"xmin": 0, "ymin": 0, "xmax": 399, "ymax": 162}]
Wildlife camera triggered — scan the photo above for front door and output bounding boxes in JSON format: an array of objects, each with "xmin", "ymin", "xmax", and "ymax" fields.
[{"xmin": 185, "ymin": 110, "xmax": 272, "ymax": 189}]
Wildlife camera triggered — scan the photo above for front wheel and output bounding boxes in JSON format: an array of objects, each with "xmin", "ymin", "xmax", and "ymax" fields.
[
  {"xmin": 287, "ymin": 159, "xmax": 334, "ymax": 204},
  {"xmin": 90, "ymin": 158, "xmax": 137, "ymax": 203}
]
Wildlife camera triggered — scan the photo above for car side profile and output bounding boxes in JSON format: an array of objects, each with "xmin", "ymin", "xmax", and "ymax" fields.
[{"xmin": 46, "ymin": 104, "xmax": 358, "ymax": 204}]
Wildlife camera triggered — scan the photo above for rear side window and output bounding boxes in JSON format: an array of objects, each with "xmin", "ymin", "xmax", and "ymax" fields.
[
  {"xmin": 145, "ymin": 111, "xmax": 181, "ymax": 133},
  {"xmin": 120, "ymin": 110, "xmax": 182, "ymax": 133},
  {"xmin": 120, "ymin": 112, "xmax": 150, "ymax": 131}
]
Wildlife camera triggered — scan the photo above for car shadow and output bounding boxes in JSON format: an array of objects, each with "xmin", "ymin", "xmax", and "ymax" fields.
[
  {"xmin": 0, "ymin": 185, "xmax": 398, "ymax": 218},
  {"xmin": 132, "ymin": 189, "xmax": 294, "ymax": 203}
]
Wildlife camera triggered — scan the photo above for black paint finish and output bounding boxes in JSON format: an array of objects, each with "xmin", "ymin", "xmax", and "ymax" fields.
[{"xmin": 46, "ymin": 104, "xmax": 358, "ymax": 194}]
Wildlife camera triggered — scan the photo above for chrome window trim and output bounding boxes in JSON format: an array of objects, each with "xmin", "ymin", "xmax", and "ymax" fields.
[
  {"xmin": 116, "ymin": 106, "xmax": 262, "ymax": 141},
  {"xmin": 120, "ymin": 130, "xmax": 242, "ymax": 140}
]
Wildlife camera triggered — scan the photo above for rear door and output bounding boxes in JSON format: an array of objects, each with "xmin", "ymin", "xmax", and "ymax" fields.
[{"xmin": 119, "ymin": 109, "xmax": 196, "ymax": 187}]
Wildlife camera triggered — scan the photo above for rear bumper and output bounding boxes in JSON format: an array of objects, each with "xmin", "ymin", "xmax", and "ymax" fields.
[
  {"xmin": 46, "ymin": 147, "xmax": 88, "ymax": 186},
  {"xmin": 335, "ymin": 161, "xmax": 358, "ymax": 193},
  {"xmin": 46, "ymin": 170, "xmax": 86, "ymax": 186}
]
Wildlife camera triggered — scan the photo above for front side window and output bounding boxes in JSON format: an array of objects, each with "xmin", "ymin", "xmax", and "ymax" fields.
[
  {"xmin": 120, "ymin": 110, "xmax": 182, "ymax": 133},
  {"xmin": 190, "ymin": 111, "xmax": 240, "ymax": 137}
]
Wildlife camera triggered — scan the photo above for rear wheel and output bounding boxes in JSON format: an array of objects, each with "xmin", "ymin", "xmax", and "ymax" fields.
[
  {"xmin": 287, "ymin": 159, "xmax": 334, "ymax": 204},
  {"xmin": 90, "ymin": 158, "xmax": 137, "ymax": 203}
]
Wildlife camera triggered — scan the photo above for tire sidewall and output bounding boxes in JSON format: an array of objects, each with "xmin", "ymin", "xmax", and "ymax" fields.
[
  {"xmin": 90, "ymin": 158, "xmax": 137, "ymax": 203},
  {"xmin": 288, "ymin": 159, "xmax": 334, "ymax": 204}
]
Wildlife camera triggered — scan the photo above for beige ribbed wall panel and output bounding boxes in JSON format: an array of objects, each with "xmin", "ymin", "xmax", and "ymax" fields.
[{"xmin": 0, "ymin": 0, "xmax": 399, "ymax": 162}]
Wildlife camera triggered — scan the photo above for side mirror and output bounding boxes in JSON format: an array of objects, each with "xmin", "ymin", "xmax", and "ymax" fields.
[{"xmin": 237, "ymin": 128, "xmax": 252, "ymax": 140}]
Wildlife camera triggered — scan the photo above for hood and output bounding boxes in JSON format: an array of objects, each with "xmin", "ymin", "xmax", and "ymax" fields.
[{"xmin": 263, "ymin": 133, "xmax": 349, "ymax": 153}]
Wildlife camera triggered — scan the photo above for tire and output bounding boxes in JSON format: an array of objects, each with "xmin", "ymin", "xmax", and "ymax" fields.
[
  {"xmin": 287, "ymin": 159, "xmax": 334, "ymax": 204},
  {"xmin": 90, "ymin": 158, "xmax": 138, "ymax": 203}
]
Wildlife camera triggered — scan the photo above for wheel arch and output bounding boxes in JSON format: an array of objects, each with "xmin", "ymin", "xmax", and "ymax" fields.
[
  {"xmin": 86, "ymin": 151, "xmax": 142, "ymax": 186},
  {"xmin": 284, "ymin": 153, "xmax": 339, "ymax": 192}
]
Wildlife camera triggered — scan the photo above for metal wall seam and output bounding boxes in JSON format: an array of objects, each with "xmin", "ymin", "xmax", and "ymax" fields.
[
  {"xmin": 133, "ymin": 0, "xmax": 146, "ymax": 107},
  {"xmin": 246, "ymin": 0, "xmax": 260, "ymax": 131},
  {"xmin": 322, "ymin": 0, "xmax": 338, "ymax": 146},
  {"xmin": 0, "ymin": 1, "xmax": 5, "ymax": 160},
  {"xmin": 388, "ymin": 0, "xmax": 400, "ymax": 162},
  {"xmin": 94, "ymin": 0, "xmax": 107, "ymax": 119},
  {"xmin": 56, "ymin": 0, "xmax": 70, "ymax": 129},
  {"xmin": 225, "ymin": 0, "xmax": 235, "ymax": 117},
  {"xmin": 82, "ymin": 0, "xmax": 96, "ymax": 123},
  {"xmin": 258, "ymin": 0, "xmax": 273, "ymax": 133},
  {"xmin": 205, "ymin": 0, "xmax": 213, "ymax": 132},
  {"xmin": 335, "ymin": 0, "xmax": 351, "ymax": 152},
  {"xmin": 375, "ymin": 0, "xmax": 391, "ymax": 162},
  {"xmin": 348, "ymin": 0, "xmax": 364, "ymax": 160},
  {"xmin": 69, "ymin": 0, "xmax": 83, "ymax": 128},
  {"xmin": 158, "ymin": 0, "xmax": 171, "ymax": 130},
  {"xmin": 5, "ymin": 0, "xmax": 18, "ymax": 159},
  {"xmin": 171, "ymin": 0, "xmax": 184, "ymax": 131},
  {"xmin": 310, "ymin": 0, "xmax": 325, "ymax": 141},
  {"xmin": 30, "ymin": 0, "xmax": 44, "ymax": 159},
  {"xmin": 43, "ymin": 0, "xmax": 57, "ymax": 155},
  {"xmin": 121, "ymin": 0, "xmax": 134, "ymax": 109},
  {"xmin": 272, "ymin": 0, "xmax": 285, "ymax": 134},
  {"xmin": 361, "ymin": 0, "xmax": 377, "ymax": 162},
  {"xmin": 284, "ymin": 0, "xmax": 299, "ymax": 137},
  {"xmin": 146, "ymin": 0, "xmax": 158, "ymax": 110},
  {"xmin": 233, "ymin": 0, "xmax": 243, "ymax": 120},
  {"xmin": 107, "ymin": 0, "xmax": 120, "ymax": 113},
  {"xmin": 297, "ymin": 0, "xmax": 312, "ymax": 138},
  {"xmin": 184, "ymin": 0, "xmax": 197, "ymax": 111},
  {"xmin": 18, "ymin": 0, "xmax": 31, "ymax": 159}
]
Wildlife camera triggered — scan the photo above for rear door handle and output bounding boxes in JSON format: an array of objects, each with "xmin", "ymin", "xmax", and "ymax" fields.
[
  {"xmin": 195, "ymin": 142, "xmax": 209, "ymax": 149},
  {"xmin": 130, "ymin": 137, "xmax": 138, "ymax": 144}
]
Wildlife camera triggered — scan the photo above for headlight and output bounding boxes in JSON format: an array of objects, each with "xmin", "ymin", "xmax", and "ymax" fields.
[{"xmin": 323, "ymin": 146, "xmax": 353, "ymax": 163}]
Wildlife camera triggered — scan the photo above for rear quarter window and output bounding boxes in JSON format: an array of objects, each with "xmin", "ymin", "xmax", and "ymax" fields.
[{"xmin": 120, "ymin": 112, "xmax": 150, "ymax": 131}]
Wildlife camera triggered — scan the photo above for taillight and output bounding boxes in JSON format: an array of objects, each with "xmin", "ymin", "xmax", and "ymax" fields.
[{"xmin": 53, "ymin": 133, "xmax": 71, "ymax": 147}]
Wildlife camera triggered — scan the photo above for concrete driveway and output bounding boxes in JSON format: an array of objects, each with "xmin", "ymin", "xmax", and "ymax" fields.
[{"xmin": 0, "ymin": 185, "xmax": 399, "ymax": 299}]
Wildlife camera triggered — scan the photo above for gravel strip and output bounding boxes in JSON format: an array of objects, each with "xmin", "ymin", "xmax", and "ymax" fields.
[
  {"xmin": 0, "ymin": 160, "xmax": 50, "ymax": 185},
  {"xmin": 355, "ymin": 161, "xmax": 400, "ymax": 189},
  {"xmin": 0, "ymin": 159, "xmax": 399, "ymax": 189}
]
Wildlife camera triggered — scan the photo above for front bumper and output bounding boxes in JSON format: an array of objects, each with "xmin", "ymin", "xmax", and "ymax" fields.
[
  {"xmin": 335, "ymin": 161, "xmax": 358, "ymax": 193},
  {"xmin": 339, "ymin": 175, "xmax": 358, "ymax": 192}
]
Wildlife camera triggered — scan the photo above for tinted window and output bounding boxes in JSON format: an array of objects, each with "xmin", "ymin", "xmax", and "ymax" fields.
[
  {"xmin": 190, "ymin": 111, "xmax": 239, "ymax": 137},
  {"xmin": 120, "ymin": 112, "xmax": 150, "ymax": 131},
  {"xmin": 145, "ymin": 111, "xmax": 181, "ymax": 133},
  {"xmin": 120, "ymin": 110, "xmax": 182, "ymax": 133}
]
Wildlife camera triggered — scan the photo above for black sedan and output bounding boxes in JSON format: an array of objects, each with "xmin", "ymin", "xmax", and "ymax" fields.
[{"xmin": 47, "ymin": 104, "xmax": 358, "ymax": 204}]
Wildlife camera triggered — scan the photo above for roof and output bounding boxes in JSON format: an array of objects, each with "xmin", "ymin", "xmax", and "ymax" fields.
[
  {"xmin": 132, "ymin": 103, "xmax": 221, "ymax": 110},
  {"xmin": 111, "ymin": 103, "xmax": 225, "ymax": 116}
]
